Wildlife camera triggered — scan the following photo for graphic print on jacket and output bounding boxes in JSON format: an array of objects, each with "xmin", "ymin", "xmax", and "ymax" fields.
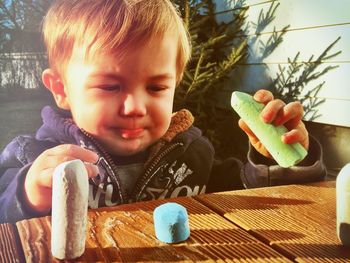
[
  {"xmin": 138, "ymin": 159, "xmax": 206, "ymax": 201},
  {"xmin": 87, "ymin": 159, "xmax": 206, "ymax": 208}
]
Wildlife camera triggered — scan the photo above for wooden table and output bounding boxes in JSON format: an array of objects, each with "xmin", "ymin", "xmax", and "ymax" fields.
[{"xmin": 1, "ymin": 180, "xmax": 349, "ymax": 262}]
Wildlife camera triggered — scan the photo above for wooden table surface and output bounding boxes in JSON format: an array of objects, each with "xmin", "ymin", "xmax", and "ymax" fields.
[{"xmin": 1, "ymin": 180, "xmax": 349, "ymax": 262}]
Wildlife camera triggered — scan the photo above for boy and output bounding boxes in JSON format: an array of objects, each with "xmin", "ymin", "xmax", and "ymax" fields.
[{"xmin": 0, "ymin": 0, "xmax": 325, "ymax": 223}]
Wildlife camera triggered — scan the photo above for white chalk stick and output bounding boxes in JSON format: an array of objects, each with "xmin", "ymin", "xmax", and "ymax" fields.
[
  {"xmin": 336, "ymin": 163, "xmax": 350, "ymax": 246},
  {"xmin": 51, "ymin": 160, "xmax": 89, "ymax": 259}
]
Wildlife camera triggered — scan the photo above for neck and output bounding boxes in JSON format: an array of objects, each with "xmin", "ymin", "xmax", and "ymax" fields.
[{"xmin": 111, "ymin": 149, "xmax": 149, "ymax": 166}]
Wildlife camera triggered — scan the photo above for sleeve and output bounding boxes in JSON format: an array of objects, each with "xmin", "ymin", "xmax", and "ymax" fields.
[
  {"xmin": 207, "ymin": 157, "xmax": 244, "ymax": 193},
  {"xmin": 168, "ymin": 135, "xmax": 215, "ymax": 198},
  {"xmin": 0, "ymin": 139, "xmax": 48, "ymax": 223},
  {"xmin": 240, "ymin": 135, "xmax": 327, "ymax": 188}
]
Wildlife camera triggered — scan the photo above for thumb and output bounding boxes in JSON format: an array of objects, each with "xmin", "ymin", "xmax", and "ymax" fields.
[
  {"xmin": 238, "ymin": 119, "xmax": 272, "ymax": 158},
  {"xmin": 84, "ymin": 163, "xmax": 99, "ymax": 178},
  {"xmin": 238, "ymin": 119, "xmax": 259, "ymax": 145}
]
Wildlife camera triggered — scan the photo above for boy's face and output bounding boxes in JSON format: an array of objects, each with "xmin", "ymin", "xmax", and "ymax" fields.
[{"xmin": 61, "ymin": 34, "xmax": 178, "ymax": 156}]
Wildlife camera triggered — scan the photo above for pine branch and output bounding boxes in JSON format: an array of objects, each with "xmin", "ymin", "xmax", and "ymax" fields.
[
  {"xmin": 173, "ymin": 0, "xmax": 341, "ymax": 159},
  {"xmin": 271, "ymin": 38, "xmax": 341, "ymax": 120}
]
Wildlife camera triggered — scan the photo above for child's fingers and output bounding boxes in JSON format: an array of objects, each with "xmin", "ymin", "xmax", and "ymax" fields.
[
  {"xmin": 35, "ymin": 168, "xmax": 55, "ymax": 188},
  {"xmin": 282, "ymin": 123, "xmax": 309, "ymax": 150},
  {"xmin": 254, "ymin": 91, "xmax": 304, "ymax": 130},
  {"xmin": 273, "ymin": 101, "xmax": 304, "ymax": 127},
  {"xmin": 35, "ymin": 153, "xmax": 76, "ymax": 171},
  {"xmin": 238, "ymin": 119, "xmax": 272, "ymax": 158},
  {"xmin": 238, "ymin": 119, "xmax": 259, "ymax": 144},
  {"xmin": 35, "ymin": 155, "xmax": 78, "ymax": 188},
  {"xmin": 84, "ymin": 163, "xmax": 99, "ymax": 178},
  {"xmin": 253, "ymin": 89, "xmax": 274, "ymax": 104},
  {"xmin": 260, "ymin": 99, "xmax": 286, "ymax": 123},
  {"xmin": 36, "ymin": 162, "xmax": 99, "ymax": 188},
  {"xmin": 33, "ymin": 152, "xmax": 87, "ymax": 172},
  {"xmin": 47, "ymin": 144, "xmax": 99, "ymax": 164}
]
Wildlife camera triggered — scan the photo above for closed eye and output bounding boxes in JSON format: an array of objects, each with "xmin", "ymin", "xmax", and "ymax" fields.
[
  {"xmin": 97, "ymin": 85, "xmax": 121, "ymax": 92},
  {"xmin": 147, "ymin": 85, "xmax": 167, "ymax": 93}
]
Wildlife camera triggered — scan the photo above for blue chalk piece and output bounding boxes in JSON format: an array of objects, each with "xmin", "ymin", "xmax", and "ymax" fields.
[{"xmin": 153, "ymin": 202, "xmax": 190, "ymax": 243}]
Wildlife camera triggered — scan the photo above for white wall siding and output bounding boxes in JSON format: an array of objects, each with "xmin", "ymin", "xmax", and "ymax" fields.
[{"xmin": 216, "ymin": 0, "xmax": 350, "ymax": 127}]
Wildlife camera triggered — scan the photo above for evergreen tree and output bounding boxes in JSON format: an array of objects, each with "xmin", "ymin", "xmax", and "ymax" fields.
[{"xmin": 173, "ymin": 0, "xmax": 340, "ymax": 160}]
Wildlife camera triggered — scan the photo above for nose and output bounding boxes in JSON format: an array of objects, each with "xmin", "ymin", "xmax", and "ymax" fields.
[{"xmin": 119, "ymin": 93, "xmax": 146, "ymax": 117}]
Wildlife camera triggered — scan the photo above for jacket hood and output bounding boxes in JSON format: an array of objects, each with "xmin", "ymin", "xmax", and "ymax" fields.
[{"xmin": 36, "ymin": 106, "xmax": 83, "ymax": 145}]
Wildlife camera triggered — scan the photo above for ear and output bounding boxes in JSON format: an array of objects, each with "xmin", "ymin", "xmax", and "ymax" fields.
[{"xmin": 42, "ymin": 69, "xmax": 70, "ymax": 110}]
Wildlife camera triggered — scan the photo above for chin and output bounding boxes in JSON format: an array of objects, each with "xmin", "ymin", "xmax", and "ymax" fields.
[{"xmin": 108, "ymin": 143, "xmax": 146, "ymax": 156}]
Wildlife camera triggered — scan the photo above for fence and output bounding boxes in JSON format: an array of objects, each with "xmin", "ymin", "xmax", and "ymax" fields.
[{"xmin": 0, "ymin": 52, "xmax": 47, "ymax": 90}]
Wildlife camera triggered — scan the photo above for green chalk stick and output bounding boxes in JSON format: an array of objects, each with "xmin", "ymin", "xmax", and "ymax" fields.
[{"xmin": 231, "ymin": 91, "xmax": 307, "ymax": 168}]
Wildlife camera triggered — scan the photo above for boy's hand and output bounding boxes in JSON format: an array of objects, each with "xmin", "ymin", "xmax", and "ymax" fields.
[
  {"xmin": 24, "ymin": 144, "xmax": 99, "ymax": 213},
  {"xmin": 238, "ymin": 89, "xmax": 309, "ymax": 158}
]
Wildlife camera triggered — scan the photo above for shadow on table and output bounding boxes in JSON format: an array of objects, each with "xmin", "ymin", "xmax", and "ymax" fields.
[
  {"xmin": 253, "ymin": 229, "xmax": 306, "ymax": 242},
  {"xmin": 94, "ymin": 243, "xmax": 287, "ymax": 262},
  {"xmin": 98, "ymin": 233, "xmax": 349, "ymax": 262},
  {"xmin": 82, "ymin": 228, "xmax": 290, "ymax": 261},
  {"xmin": 251, "ymin": 229, "xmax": 350, "ymax": 261},
  {"xmin": 274, "ymin": 243, "xmax": 350, "ymax": 261},
  {"xmin": 196, "ymin": 194, "xmax": 314, "ymax": 211}
]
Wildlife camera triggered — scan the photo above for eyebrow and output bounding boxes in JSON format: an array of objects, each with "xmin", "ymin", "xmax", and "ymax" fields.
[
  {"xmin": 148, "ymin": 73, "xmax": 175, "ymax": 82},
  {"xmin": 88, "ymin": 72, "xmax": 175, "ymax": 82},
  {"xmin": 87, "ymin": 72, "xmax": 123, "ymax": 81}
]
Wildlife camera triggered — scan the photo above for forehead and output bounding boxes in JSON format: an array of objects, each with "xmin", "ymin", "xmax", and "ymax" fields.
[{"xmin": 66, "ymin": 34, "xmax": 179, "ymax": 81}]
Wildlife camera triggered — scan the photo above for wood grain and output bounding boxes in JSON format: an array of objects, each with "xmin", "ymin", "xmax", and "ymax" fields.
[
  {"xmin": 15, "ymin": 197, "xmax": 290, "ymax": 262},
  {"xmin": 0, "ymin": 223, "xmax": 24, "ymax": 263},
  {"xmin": 195, "ymin": 181, "xmax": 350, "ymax": 262}
]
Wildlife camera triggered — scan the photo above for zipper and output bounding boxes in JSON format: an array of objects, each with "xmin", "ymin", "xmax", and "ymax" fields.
[
  {"xmin": 80, "ymin": 128, "xmax": 127, "ymax": 203},
  {"xmin": 132, "ymin": 142, "xmax": 183, "ymax": 201}
]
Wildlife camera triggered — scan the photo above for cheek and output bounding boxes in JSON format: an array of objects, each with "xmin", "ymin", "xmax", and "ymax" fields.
[
  {"xmin": 152, "ymin": 103, "xmax": 173, "ymax": 134},
  {"xmin": 71, "ymin": 104, "xmax": 107, "ymax": 134}
]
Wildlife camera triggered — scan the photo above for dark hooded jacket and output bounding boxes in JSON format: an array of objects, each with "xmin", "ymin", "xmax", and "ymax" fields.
[{"xmin": 0, "ymin": 106, "xmax": 326, "ymax": 223}]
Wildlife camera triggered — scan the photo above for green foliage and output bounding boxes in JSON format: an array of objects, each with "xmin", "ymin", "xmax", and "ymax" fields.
[
  {"xmin": 173, "ymin": 0, "xmax": 340, "ymax": 159},
  {"xmin": 270, "ymin": 37, "xmax": 341, "ymax": 121},
  {"xmin": 172, "ymin": 0, "xmax": 250, "ymax": 159},
  {"xmin": 249, "ymin": 2, "xmax": 290, "ymax": 60}
]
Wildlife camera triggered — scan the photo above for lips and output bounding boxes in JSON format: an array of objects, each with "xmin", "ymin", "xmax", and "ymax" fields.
[{"xmin": 118, "ymin": 128, "xmax": 145, "ymax": 139}]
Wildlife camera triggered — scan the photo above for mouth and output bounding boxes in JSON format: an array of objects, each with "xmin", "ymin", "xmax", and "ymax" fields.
[{"xmin": 118, "ymin": 128, "xmax": 145, "ymax": 139}]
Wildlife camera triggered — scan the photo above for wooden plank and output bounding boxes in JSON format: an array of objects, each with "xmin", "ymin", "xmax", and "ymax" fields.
[
  {"xmin": 0, "ymin": 223, "xmax": 24, "ymax": 263},
  {"xmin": 16, "ymin": 215, "xmax": 110, "ymax": 262},
  {"xmin": 16, "ymin": 197, "xmax": 291, "ymax": 262},
  {"xmin": 195, "ymin": 181, "xmax": 350, "ymax": 262}
]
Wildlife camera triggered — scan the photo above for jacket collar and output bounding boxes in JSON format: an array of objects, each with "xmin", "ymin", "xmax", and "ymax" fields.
[
  {"xmin": 36, "ymin": 106, "xmax": 84, "ymax": 145},
  {"xmin": 35, "ymin": 106, "xmax": 196, "ymax": 155}
]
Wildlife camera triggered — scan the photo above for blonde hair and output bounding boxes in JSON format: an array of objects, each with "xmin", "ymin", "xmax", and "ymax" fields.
[{"xmin": 42, "ymin": 0, "xmax": 191, "ymax": 82}]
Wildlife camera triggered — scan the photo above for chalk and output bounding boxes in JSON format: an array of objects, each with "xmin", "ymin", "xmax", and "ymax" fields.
[
  {"xmin": 231, "ymin": 91, "xmax": 307, "ymax": 168},
  {"xmin": 51, "ymin": 160, "xmax": 89, "ymax": 259},
  {"xmin": 153, "ymin": 202, "xmax": 190, "ymax": 243},
  {"xmin": 336, "ymin": 163, "xmax": 350, "ymax": 246}
]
